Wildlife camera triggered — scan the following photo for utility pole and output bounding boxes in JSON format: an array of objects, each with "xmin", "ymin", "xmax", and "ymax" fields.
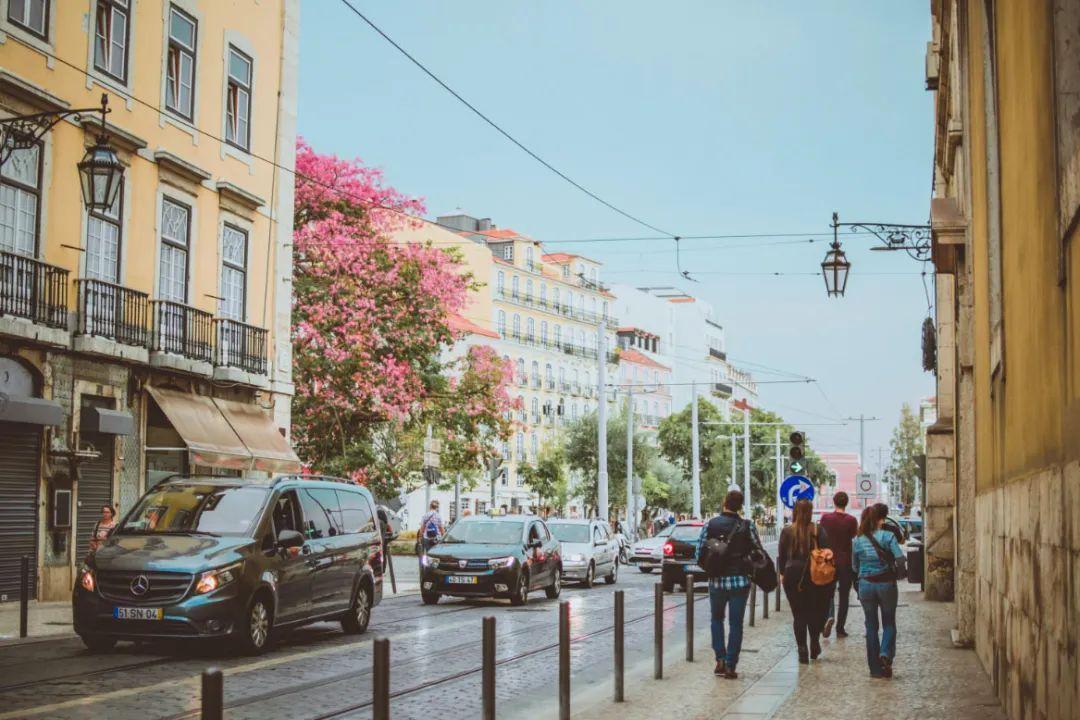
[
  {"xmin": 844, "ymin": 414, "xmax": 880, "ymax": 470},
  {"xmin": 730, "ymin": 433, "xmax": 736, "ymax": 488},
  {"xmin": 425, "ymin": 424, "xmax": 433, "ymax": 510},
  {"xmin": 626, "ymin": 388, "xmax": 634, "ymax": 533},
  {"xmin": 742, "ymin": 404, "xmax": 751, "ymax": 510},
  {"xmin": 774, "ymin": 428, "xmax": 783, "ymax": 528},
  {"xmin": 597, "ymin": 321, "xmax": 608, "ymax": 522},
  {"xmin": 691, "ymin": 383, "xmax": 701, "ymax": 518}
]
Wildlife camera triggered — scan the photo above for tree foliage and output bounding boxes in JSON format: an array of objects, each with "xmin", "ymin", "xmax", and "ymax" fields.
[
  {"xmin": 885, "ymin": 402, "xmax": 924, "ymax": 507},
  {"xmin": 563, "ymin": 410, "xmax": 657, "ymax": 517},
  {"xmin": 519, "ymin": 437, "xmax": 570, "ymax": 513}
]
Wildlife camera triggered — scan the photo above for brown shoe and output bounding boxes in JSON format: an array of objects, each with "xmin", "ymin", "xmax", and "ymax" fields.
[
  {"xmin": 880, "ymin": 655, "xmax": 893, "ymax": 678},
  {"xmin": 724, "ymin": 668, "xmax": 738, "ymax": 679},
  {"xmin": 714, "ymin": 659, "xmax": 726, "ymax": 676}
]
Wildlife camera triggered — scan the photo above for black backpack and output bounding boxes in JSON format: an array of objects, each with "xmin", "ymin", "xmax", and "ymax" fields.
[{"xmin": 700, "ymin": 519, "xmax": 746, "ymax": 578}]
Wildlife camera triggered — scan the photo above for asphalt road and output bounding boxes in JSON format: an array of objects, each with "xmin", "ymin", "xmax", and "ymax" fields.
[{"xmin": 0, "ymin": 542, "xmax": 779, "ymax": 720}]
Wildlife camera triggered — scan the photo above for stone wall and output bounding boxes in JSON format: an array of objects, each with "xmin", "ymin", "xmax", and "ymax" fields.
[{"xmin": 974, "ymin": 465, "xmax": 1079, "ymax": 720}]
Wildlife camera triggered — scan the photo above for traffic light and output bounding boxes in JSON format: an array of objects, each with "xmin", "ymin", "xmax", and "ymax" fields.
[{"xmin": 788, "ymin": 431, "xmax": 806, "ymax": 474}]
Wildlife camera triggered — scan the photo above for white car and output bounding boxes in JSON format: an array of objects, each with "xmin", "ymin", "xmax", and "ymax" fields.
[
  {"xmin": 630, "ymin": 524, "xmax": 674, "ymax": 573},
  {"xmin": 547, "ymin": 518, "xmax": 619, "ymax": 588}
]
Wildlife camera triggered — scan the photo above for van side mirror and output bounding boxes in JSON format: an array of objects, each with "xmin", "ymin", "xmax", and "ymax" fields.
[
  {"xmin": 277, "ymin": 529, "xmax": 304, "ymax": 549},
  {"xmin": 529, "ymin": 538, "xmax": 542, "ymax": 549}
]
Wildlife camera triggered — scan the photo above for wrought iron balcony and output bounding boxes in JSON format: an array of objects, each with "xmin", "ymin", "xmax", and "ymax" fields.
[
  {"xmin": 709, "ymin": 347, "xmax": 727, "ymax": 361},
  {"xmin": 151, "ymin": 300, "xmax": 212, "ymax": 362},
  {"xmin": 75, "ymin": 279, "xmax": 149, "ymax": 347},
  {"xmin": 214, "ymin": 318, "xmax": 268, "ymax": 375},
  {"xmin": 0, "ymin": 249, "xmax": 68, "ymax": 328},
  {"xmin": 713, "ymin": 382, "xmax": 734, "ymax": 397}
]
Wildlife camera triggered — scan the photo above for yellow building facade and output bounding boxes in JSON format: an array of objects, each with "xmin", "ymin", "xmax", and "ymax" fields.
[
  {"xmin": 927, "ymin": 2, "xmax": 1079, "ymax": 718},
  {"xmin": 0, "ymin": 0, "xmax": 300, "ymax": 601}
]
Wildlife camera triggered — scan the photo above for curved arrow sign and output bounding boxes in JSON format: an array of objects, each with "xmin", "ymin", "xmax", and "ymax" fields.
[{"xmin": 780, "ymin": 475, "xmax": 815, "ymax": 510}]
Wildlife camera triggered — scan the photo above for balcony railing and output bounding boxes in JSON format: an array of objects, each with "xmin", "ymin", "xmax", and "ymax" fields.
[
  {"xmin": 0, "ymin": 250, "xmax": 68, "ymax": 329},
  {"xmin": 151, "ymin": 300, "xmax": 212, "ymax": 362},
  {"xmin": 214, "ymin": 318, "xmax": 268, "ymax": 375},
  {"xmin": 713, "ymin": 382, "xmax": 734, "ymax": 396},
  {"xmin": 709, "ymin": 347, "xmax": 727, "ymax": 361},
  {"xmin": 76, "ymin": 279, "xmax": 149, "ymax": 346},
  {"xmin": 496, "ymin": 287, "xmax": 619, "ymax": 327}
]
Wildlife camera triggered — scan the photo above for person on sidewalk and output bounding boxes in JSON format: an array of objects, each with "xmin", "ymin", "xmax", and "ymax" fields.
[
  {"xmin": 819, "ymin": 491, "xmax": 858, "ymax": 638},
  {"xmin": 417, "ymin": 500, "xmax": 444, "ymax": 557},
  {"xmin": 853, "ymin": 505, "xmax": 905, "ymax": 679},
  {"xmin": 778, "ymin": 498, "xmax": 830, "ymax": 664},
  {"xmin": 872, "ymin": 502, "xmax": 908, "ymax": 546},
  {"xmin": 696, "ymin": 489, "xmax": 761, "ymax": 679},
  {"xmin": 87, "ymin": 504, "xmax": 117, "ymax": 556}
]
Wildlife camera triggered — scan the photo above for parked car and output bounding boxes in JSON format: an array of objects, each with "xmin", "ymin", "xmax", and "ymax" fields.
[
  {"xmin": 630, "ymin": 524, "xmax": 674, "ymax": 573},
  {"xmin": 660, "ymin": 520, "xmax": 706, "ymax": 592},
  {"xmin": 546, "ymin": 518, "xmax": 619, "ymax": 587},
  {"xmin": 419, "ymin": 513, "xmax": 561, "ymax": 606},
  {"xmin": 73, "ymin": 475, "xmax": 385, "ymax": 655}
]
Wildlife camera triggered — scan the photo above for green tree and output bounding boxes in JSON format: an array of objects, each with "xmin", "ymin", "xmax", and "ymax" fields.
[
  {"xmin": 564, "ymin": 410, "xmax": 656, "ymax": 517},
  {"xmin": 519, "ymin": 438, "xmax": 569, "ymax": 514},
  {"xmin": 885, "ymin": 403, "xmax": 924, "ymax": 506}
]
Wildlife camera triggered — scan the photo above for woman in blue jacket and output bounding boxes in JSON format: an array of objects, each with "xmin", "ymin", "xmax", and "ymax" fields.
[{"xmin": 852, "ymin": 505, "xmax": 905, "ymax": 678}]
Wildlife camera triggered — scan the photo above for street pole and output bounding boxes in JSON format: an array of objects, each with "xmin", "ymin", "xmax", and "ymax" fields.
[
  {"xmin": 730, "ymin": 433, "xmax": 736, "ymax": 488},
  {"xmin": 597, "ymin": 321, "xmax": 608, "ymax": 522},
  {"xmin": 742, "ymin": 404, "xmax": 751, "ymax": 509},
  {"xmin": 425, "ymin": 424, "xmax": 433, "ymax": 510},
  {"xmin": 691, "ymin": 382, "xmax": 701, "ymax": 518},
  {"xmin": 844, "ymin": 414, "xmax": 880, "ymax": 470},
  {"xmin": 626, "ymin": 387, "xmax": 634, "ymax": 533},
  {"xmin": 775, "ymin": 428, "xmax": 783, "ymax": 529},
  {"xmin": 454, "ymin": 474, "xmax": 461, "ymax": 522}
]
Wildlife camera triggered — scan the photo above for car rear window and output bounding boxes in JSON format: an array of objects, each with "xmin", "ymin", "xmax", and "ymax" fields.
[
  {"xmin": 548, "ymin": 523, "xmax": 590, "ymax": 544},
  {"xmin": 671, "ymin": 525, "xmax": 704, "ymax": 541}
]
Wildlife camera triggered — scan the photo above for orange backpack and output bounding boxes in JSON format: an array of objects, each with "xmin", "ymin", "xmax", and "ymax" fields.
[{"xmin": 808, "ymin": 524, "xmax": 836, "ymax": 586}]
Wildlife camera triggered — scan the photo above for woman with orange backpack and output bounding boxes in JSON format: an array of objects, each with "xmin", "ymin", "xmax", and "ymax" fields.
[
  {"xmin": 852, "ymin": 505, "xmax": 905, "ymax": 678},
  {"xmin": 778, "ymin": 499, "xmax": 833, "ymax": 664}
]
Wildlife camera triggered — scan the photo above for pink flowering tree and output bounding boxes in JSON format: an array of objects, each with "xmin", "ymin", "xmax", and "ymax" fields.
[{"xmin": 291, "ymin": 140, "xmax": 514, "ymax": 498}]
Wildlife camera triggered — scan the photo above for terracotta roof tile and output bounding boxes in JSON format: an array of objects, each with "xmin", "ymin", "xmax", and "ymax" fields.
[{"xmin": 618, "ymin": 348, "xmax": 670, "ymax": 371}]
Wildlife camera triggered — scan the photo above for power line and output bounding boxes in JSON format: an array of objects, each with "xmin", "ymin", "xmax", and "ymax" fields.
[{"xmin": 336, "ymin": 0, "xmax": 677, "ymax": 239}]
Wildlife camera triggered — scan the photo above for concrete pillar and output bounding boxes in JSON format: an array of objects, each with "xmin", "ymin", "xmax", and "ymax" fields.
[
  {"xmin": 925, "ymin": 274, "xmax": 957, "ymax": 601},
  {"xmin": 954, "ymin": 252, "xmax": 977, "ymax": 643}
]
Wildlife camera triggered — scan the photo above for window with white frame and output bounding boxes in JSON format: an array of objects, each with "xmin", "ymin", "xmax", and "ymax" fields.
[
  {"xmin": 165, "ymin": 6, "xmax": 197, "ymax": 120},
  {"xmin": 502, "ymin": 244, "xmax": 513, "ymax": 261},
  {"xmin": 526, "ymin": 317, "xmax": 535, "ymax": 342},
  {"xmin": 516, "ymin": 432, "xmax": 525, "ymax": 460},
  {"xmin": 554, "ymin": 324, "xmax": 561, "ymax": 346},
  {"xmin": 525, "ymin": 278, "xmax": 533, "ymax": 302},
  {"xmin": 219, "ymin": 224, "xmax": 247, "ymax": 320},
  {"xmin": 511, "ymin": 275, "xmax": 519, "ymax": 299},
  {"xmin": 530, "ymin": 397, "xmax": 539, "ymax": 424},
  {"xmin": 540, "ymin": 283, "xmax": 547, "ymax": 305},
  {"xmin": 94, "ymin": 0, "xmax": 129, "ymax": 82},
  {"xmin": 225, "ymin": 46, "xmax": 252, "ymax": 150},
  {"xmin": 517, "ymin": 396, "xmax": 525, "ymax": 423},
  {"xmin": 512, "ymin": 314, "xmax": 521, "ymax": 339},
  {"xmin": 7, "ymin": 0, "xmax": 48, "ymax": 39},
  {"xmin": 553, "ymin": 287, "xmax": 560, "ymax": 309},
  {"xmin": 545, "ymin": 363, "xmax": 553, "ymax": 388},
  {"xmin": 540, "ymin": 320, "xmax": 548, "ymax": 344},
  {"xmin": 497, "ymin": 310, "xmax": 506, "ymax": 337},
  {"xmin": 530, "ymin": 360, "xmax": 539, "ymax": 387},
  {"xmin": 0, "ymin": 144, "xmax": 42, "ymax": 257},
  {"xmin": 531, "ymin": 433, "xmax": 538, "ymax": 459},
  {"xmin": 85, "ymin": 180, "xmax": 123, "ymax": 281},
  {"xmin": 158, "ymin": 198, "xmax": 190, "ymax": 302},
  {"xmin": 496, "ymin": 271, "xmax": 505, "ymax": 294}
]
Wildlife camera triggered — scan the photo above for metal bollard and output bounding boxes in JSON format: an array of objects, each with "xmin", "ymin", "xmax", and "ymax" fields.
[
  {"xmin": 482, "ymin": 616, "xmax": 495, "ymax": 720},
  {"xmin": 19, "ymin": 555, "xmax": 29, "ymax": 639},
  {"xmin": 614, "ymin": 591, "xmax": 624, "ymax": 703},
  {"xmin": 749, "ymin": 576, "xmax": 758, "ymax": 627},
  {"xmin": 763, "ymin": 585, "xmax": 769, "ymax": 619},
  {"xmin": 685, "ymin": 574, "xmax": 694, "ymax": 662},
  {"xmin": 559, "ymin": 601, "xmax": 570, "ymax": 720},
  {"xmin": 653, "ymin": 583, "xmax": 663, "ymax": 680},
  {"xmin": 373, "ymin": 637, "xmax": 390, "ymax": 720},
  {"xmin": 200, "ymin": 668, "xmax": 223, "ymax": 720}
]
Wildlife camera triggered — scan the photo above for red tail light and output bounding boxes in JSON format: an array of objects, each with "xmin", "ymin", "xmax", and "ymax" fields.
[{"xmin": 663, "ymin": 541, "xmax": 674, "ymax": 557}]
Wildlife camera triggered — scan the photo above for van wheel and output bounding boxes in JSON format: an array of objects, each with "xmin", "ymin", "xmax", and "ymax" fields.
[
  {"xmin": 80, "ymin": 634, "xmax": 117, "ymax": 653},
  {"xmin": 235, "ymin": 595, "xmax": 273, "ymax": 655},
  {"xmin": 341, "ymin": 584, "xmax": 371, "ymax": 634},
  {"xmin": 421, "ymin": 588, "xmax": 440, "ymax": 605}
]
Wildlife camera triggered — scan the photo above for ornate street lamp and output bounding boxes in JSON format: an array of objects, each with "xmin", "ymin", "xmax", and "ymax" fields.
[
  {"xmin": 821, "ymin": 211, "xmax": 932, "ymax": 297},
  {"xmin": 821, "ymin": 213, "xmax": 851, "ymax": 297},
  {"xmin": 1, "ymin": 93, "xmax": 123, "ymax": 213}
]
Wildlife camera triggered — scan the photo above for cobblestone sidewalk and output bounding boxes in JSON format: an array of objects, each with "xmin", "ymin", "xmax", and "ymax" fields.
[{"xmin": 567, "ymin": 585, "xmax": 1007, "ymax": 720}]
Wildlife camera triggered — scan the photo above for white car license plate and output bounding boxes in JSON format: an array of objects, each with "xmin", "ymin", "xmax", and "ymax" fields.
[
  {"xmin": 113, "ymin": 607, "xmax": 163, "ymax": 620},
  {"xmin": 447, "ymin": 576, "xmax": 478, "ymax": 585}
]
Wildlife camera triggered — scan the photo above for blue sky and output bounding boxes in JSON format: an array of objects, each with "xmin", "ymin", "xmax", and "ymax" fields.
[{"xmin": 298, "ymin": 1, "xmax": 934, "ymax": 471}]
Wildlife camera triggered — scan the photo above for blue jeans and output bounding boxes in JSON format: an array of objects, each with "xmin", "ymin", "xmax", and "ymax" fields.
[
  {"xmin": 708, "ymin": 580, "xmax": 750, "ymax": 667},
  {"xmin": 858, "ymin": 579, "xmax": 898, "ymax": 674}
]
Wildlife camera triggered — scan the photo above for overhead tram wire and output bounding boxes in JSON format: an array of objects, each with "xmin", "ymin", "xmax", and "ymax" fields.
[{"xmin": 336, "ymin": 0, "xmax": 677, "ymax": 240}]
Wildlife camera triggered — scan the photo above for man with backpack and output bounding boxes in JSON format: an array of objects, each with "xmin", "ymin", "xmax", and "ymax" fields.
[
  {"xmin": 819, "ymin": 491, "xmax": 859, "ymax": 638},
  {"xmin": 418, "ymin": 500, "xmax": 444, "ymax": 556},
  {"xmin": 696, "ymin": 489, "xmax": 760, "ymax": 679}
]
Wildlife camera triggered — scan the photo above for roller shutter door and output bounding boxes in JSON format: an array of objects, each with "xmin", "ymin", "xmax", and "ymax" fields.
[
  {"xmin": 76, "ymin": 433, "xmax": 115, "ymax": 562},
  {"xmin": 0, "ymin": 421, "xmax": 41, "ymax": 601}
]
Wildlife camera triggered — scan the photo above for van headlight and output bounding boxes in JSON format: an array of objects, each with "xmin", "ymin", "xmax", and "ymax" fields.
[
  {"xmin": 195, "ymin": 562, "xmax": 242, "ymax": 594},
  {"xmin": 78, "ymin": 563, "xmax": 96, "ymax": 592}
]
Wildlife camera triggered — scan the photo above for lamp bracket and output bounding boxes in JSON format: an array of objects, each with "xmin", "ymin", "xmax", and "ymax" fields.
[
  {"xmin": 0, "ymin": 94, "xmax": 111, "ymax": 167},
  {"xmin": 835, "ymin": 218, "xmax": 932, "ymax": 262}
]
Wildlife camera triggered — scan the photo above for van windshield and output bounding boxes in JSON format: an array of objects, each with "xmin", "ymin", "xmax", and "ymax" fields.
[
  {"xmin": 118, "ymin": 485, "xmax": 269, "ymax": 537},
  {"xmin": 547, "ymin": 523, "xmax": 590, "ymax": 544}
]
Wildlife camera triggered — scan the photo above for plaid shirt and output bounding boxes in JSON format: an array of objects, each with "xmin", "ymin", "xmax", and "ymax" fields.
[{"xmin": 709, "ymin": 574, "xmax": 750, "ymax": 591}]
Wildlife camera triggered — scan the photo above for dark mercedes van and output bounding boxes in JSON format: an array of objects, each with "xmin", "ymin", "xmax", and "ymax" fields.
[{"xmin": 73, "ymin": 475, "xmax": 385, "ymax": 654}]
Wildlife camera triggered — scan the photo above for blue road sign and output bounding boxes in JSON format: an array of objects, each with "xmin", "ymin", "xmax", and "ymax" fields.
[{"xmin": 780, "ymin": 475, "xmax": 815, "ymax": 509}]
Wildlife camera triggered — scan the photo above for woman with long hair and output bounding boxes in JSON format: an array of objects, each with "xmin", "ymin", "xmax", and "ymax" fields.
[
  {"xmin": 852, "ymin": 505, "xmax": 905, "ymax": 678},
  {"xmin": 777, "ymin": 499, "xmax": 830, "ymax": 663}
]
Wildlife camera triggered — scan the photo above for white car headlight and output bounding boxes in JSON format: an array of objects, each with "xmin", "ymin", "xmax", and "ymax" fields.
[
  {"xmin": 421, "ymin": 555, "xmax": 440, "ymax": 568},
  {"xmin": 488, "ymin": 556, "xmax": 515, "ymax": 569},
  {"xmin": 195, "ymin": 562, "xmax": 242, "ymax": 594}
]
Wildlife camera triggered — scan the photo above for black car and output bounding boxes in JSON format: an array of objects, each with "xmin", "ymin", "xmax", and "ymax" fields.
[
  {"xmin": 660, "ymin": 521, "xmax": 706, "ymax": 592},
  {"xmin": 419, "ymin": 514, "xmax": 562, "ymax": 606},
  {"xmin": 73, "ymin": 475, "xmax": 386, "ymax": 654}
]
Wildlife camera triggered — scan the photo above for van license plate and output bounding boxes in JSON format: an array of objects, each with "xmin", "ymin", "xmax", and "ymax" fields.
[
  {"xmin": 447, "ymin": 576, "xmax": 477, "ymax": 585},
  {"xmin": 114, "ymin": 607, "xmax": 163, "ymax": 620}
]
